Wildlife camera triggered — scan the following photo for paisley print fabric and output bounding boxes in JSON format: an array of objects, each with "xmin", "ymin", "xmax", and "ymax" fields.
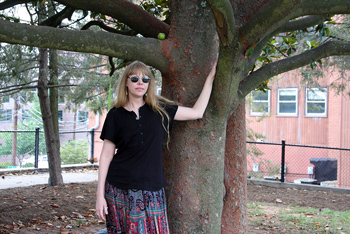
[{"xmin": 105, "ymin": 181, "xmax": 170, "ymax": 234}]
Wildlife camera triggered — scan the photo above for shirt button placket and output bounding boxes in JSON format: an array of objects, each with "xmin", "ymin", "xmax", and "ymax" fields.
[{"xmin": 139, "ymin": 116, "xmax": 144, "ymax": 145}]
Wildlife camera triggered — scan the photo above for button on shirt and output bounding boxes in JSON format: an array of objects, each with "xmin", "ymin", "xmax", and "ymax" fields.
[{"xmin": 100, "ymin": 104, "xmax": 178, "ymax": 191}]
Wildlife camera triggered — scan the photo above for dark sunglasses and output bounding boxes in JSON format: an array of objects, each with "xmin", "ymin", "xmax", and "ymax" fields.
[{"xmin": 128, "ymin": 75, "xmax": 151, "ymax": 83}]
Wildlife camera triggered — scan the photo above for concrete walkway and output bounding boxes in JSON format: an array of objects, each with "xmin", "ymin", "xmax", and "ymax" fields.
[{"xmin": 0, "ymin": 165, "xmax": 98, "ymax": 189}]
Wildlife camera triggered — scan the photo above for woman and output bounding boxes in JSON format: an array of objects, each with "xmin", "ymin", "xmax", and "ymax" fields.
[{"xmin": 96, "ymin": 60, "xmax": 216, "ymax": 233}]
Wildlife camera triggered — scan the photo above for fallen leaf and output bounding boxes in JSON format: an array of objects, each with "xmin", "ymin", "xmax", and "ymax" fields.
[
  {"xmin": 72, "ymin": 212, "xmax": 84, "ymax": 219},
  {"xmin": 51, "ymin": 204, "xmax": 60, "ymax": 208}
]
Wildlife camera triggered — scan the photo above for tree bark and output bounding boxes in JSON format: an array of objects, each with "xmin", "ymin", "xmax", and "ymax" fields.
[
  {"xmin": 221, "ymin": 101, "xmax": 247, "ymax": 233},
  {"xmin": 49, "ymin": 48, "xmax": 61, "ymax": 169},
  {"xmin": 37, "ymin": 47, "xmax": 63, "ymax": 186},
  {"xmin": 162, "ymin": 2, "xmax": 225, "ymax": 233}
]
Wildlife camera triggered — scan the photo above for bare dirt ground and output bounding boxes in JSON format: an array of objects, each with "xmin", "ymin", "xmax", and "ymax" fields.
[{"xmin": 1, "ymin": 172, "xmax": 350, "ymax": 234}]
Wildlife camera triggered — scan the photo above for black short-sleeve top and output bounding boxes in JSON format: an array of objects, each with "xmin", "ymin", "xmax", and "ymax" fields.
[{"xmin": 100, "ymin": 103, "xmax": 178, "ymax": 191}]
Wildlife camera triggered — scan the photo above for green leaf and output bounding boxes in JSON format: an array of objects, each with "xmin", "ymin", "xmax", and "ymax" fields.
[
  {"xmin": 305, "ymin": 41, "xmax": 311, "ymax": 48},
  {"xmin": 325, "ymin": 28, "xmax": 330, "ymax": 36}
]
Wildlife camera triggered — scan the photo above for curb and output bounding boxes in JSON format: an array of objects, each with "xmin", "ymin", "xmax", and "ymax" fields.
[
  {"xmin": 248, "ymin": 178, "xmax": 350, "ymax": 194},
  {"xmin": 0, "ymin": 163, "xmax": 99, "ymax": 175}
]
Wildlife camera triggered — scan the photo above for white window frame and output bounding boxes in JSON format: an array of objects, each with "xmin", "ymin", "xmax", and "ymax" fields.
[
  {"xmin": 78, "ymin": 110, "xmax": 89, "ymax": 123},
  {"xmin": 277, "ymin": 88, "xmax": 298, "ymax": 116},
  {"xmin": 249, "ymin": 89, "xmax": 271, "ymax": 116},
  {"xmin": 305, "ymin": 87, "xmax": 327, "ymax": 117}
]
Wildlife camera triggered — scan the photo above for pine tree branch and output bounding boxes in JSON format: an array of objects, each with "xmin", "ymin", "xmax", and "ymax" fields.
[{"xmin": 0, "ymin": 0, "xmax": 30, "ymax": 10}]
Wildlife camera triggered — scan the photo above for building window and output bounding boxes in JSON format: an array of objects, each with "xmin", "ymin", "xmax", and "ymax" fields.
[
  {"xmin": 305, "ymin": 88, "xmax": 327, "ymax": 117},
  {"xmin": 249, "ymin": 90, "xmax": 270, "ymax": 116},
  {"xmin": 277, "ymin": 88, "xmax": 298, "ymax": 116},
  {"xmin": 58, "ymin": 110, "xmax": 63, "ymax": 121},
  {"xmin": 3, "ymin": 96, "xmax": 10, "ymax": 103},
  {"xmin": 78, "ymin": 111, "xmax": 88, "ymax": 123},
  {"xmin": 0, "ymin": 109, "xmax": 12, "ymax": 122}
]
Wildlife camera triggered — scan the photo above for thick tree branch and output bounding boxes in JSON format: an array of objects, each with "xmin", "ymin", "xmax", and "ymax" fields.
[
  {"xmin": 40, "ymin": 6, "xmax": 75, "ymax": 27},
  {"xmin": 279, "ymin": 15, "xmax": 329, "ymax": 32},
  {"xmin": 54, "ymin": 0, "xmax": 170, "ymax": 38},
  {"xmin": 0, "ymin": 19, "xmax": 168, "ymax": 69},
  {"xmin": 299, "ymin": 0, "xmax": 350, "ymax": 15},
  {"xmin": 240, "ymin": 0, "xmax": 350, "ymax": 48},
  {"xmin": 206, "ymin": 0, "xmax": 236, "ymax": 46},
  {"xmin": 240, "ymin": 0, "xmax": 303, "ymax": 46},
  {"xmin": 238, "ymin": 39, "xmax": 350, "ymax": 99},
  {"xmin": 246, "ymin": 15, "xmax": 330, "ymax": 70},
  {"xmin": 81, "ymin": 20, "xmax": 136, "ymax": 36}
]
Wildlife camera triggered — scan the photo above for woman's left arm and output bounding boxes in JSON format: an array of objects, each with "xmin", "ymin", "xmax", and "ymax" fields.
[{"xmin": 174, "ymin": 62, "xmax": 217, "ymax": 121}]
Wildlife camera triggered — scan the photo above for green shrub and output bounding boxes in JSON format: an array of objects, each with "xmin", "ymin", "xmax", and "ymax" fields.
[
  {"xmin": 22, "ymin": 163, "xmax": 34, "ymax": 168},
  {"xmin": 0, "ymin": 162, "xmax": 12, "ymax": 169},
  {"xmin": 60, "ymin": 139, "xmax": 88, "ymax": 165}
]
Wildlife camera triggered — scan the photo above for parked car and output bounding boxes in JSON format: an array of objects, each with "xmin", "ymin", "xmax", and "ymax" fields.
[
  {"xmin": 22, "ymin": 155, "xmax": 48, "ymax": 168},
  {"xmin": 39, "ymin": 156, "xmax": 48, "ymax": 168},
  {"xmin": 22, "ymin": 156, "xmax": 35, "ymax": 165}
]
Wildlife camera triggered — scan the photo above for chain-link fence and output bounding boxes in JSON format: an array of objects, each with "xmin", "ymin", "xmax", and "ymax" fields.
[
  {"xmin": 2, "ymin": 131, "xmax": 350, "ymax": 189},
  {"xmin": 0, "ymin": 129, "xmax": 101, "ymax": 169},
  {"xmin": 247, "ymin": 140, "xmax": 350, "ymax": 189}
]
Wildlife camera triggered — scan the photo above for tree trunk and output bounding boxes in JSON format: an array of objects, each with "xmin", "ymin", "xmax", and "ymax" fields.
[
  {"xmin": 162, "ymin": 2, "xmax": 226, "ymax": 233},
  {"xmin": 49, "ymin": 49, "xmax": 61, "ymax": 163},
  {"xmin": 164, "ymin": 118, "xmax": 226, "ymax": 233},
  {"xmin": 37, "ymin": 47, "xmax": 63, "ymax": 186},
  {"xmin": 36, "ymin": 2, "xmax": 63, "ymax": 186},
  {"xmin": 221, "ymin": 101, "xmax": 247, "ymax": 233}
]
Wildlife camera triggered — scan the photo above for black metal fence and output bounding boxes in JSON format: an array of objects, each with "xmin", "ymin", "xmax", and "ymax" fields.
[
  {"xmin": 2, "ymin": 130, "xmax": 350, "ymax": 189},
  {"xmin": 0, "ymin": 129, "xmax": 101, "ymax": 169},
  {"xmin": 247, "ymin": 140, "xmax": 350, "ymax": 189}
]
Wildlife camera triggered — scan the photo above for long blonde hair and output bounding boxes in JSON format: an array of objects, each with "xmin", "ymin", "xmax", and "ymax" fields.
[{"xmin": 114, "ymin": 61, "xmax": 175, "ymax": 140}]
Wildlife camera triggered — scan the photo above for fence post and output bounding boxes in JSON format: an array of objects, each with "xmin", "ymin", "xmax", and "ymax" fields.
[
  {"xmin": 281, "ymin": 139, "xmax": 286, "ymax": 183},
  {"xmin": 90, "ymin": 128, "xmax": 95, "ymax": 164},
  {"xmin": 35, "ymin": 128, "xmax": 40, "ymax": 168}
]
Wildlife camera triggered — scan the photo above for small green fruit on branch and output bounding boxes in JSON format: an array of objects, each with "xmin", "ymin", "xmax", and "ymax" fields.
[{"xmin": 157, "ymin": 33, "xmax": 166, "ymax": 40}]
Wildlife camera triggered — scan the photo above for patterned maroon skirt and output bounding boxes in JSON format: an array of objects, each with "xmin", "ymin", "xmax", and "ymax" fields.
[{"xmin": 104, "ymin": 181, "xmax": 170, "ymax": 234}]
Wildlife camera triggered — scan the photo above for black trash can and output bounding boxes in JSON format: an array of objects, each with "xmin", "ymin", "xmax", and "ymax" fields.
[{"xmin": 310, "ymin": 158, "xmax": 337, "ymax": 183}]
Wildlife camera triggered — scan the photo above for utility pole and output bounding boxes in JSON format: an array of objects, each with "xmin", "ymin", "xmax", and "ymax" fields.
[{"xmin": 11, "ymin": 96, "xmax": 19, "ymax": 166}]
